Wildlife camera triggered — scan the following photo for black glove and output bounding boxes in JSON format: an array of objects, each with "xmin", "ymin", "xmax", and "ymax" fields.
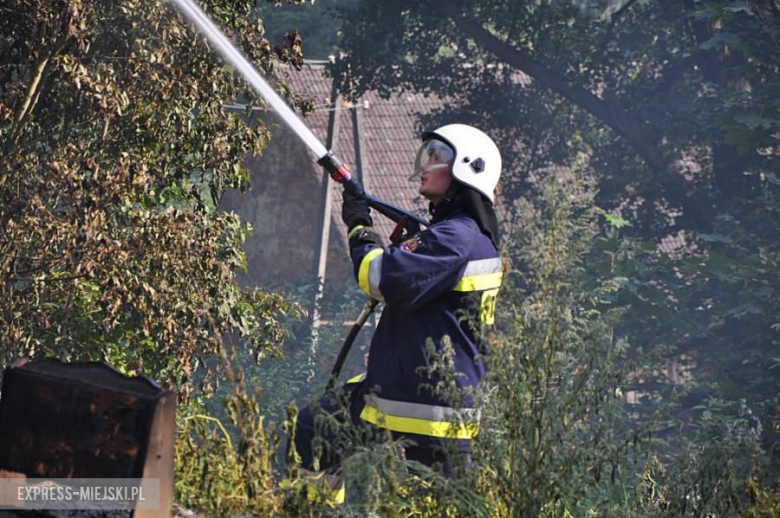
[
  {"xmin": 348, "ymin": 225, "xmax": 381, "ymax": 248},
  {"xmin": 342, "ymin": 187, "xmax": 373, "ymax": 230}
]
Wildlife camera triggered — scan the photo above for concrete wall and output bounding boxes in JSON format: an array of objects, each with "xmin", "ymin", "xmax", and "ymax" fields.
[{"xmin": 219, "ymin": 113, "xmax": 350, "ymax": 291}]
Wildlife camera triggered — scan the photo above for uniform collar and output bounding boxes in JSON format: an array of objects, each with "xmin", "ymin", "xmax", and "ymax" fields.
[{"xmin": 429, "ymin": 185, "xmax": 501, "ymax": 248}]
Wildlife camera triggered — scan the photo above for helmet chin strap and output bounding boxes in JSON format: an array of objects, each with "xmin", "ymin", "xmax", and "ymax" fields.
[
  {"xmin": 429, "ymin": 181, "xmax": 463, "ymax": 217},
  {"xmin": 442, "ymin": 180, "xmax": 463, "ymax": 205}
]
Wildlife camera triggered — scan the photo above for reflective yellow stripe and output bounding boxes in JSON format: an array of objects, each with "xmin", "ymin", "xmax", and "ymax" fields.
[
  {"xmin": 367, "ymin": 395, "xmax": 481, "ymax": 421},
  {"xmin": 481, "ymin": 288, "xmax": 499, "ymax": 325},
  {"xmin": 360, "ymin": 404, "xmax": 479, "ymax": 439},
  {"xmin": 347, "ymin": 225, "xmax": 366, "ymax": 239},
  {"xmin": 453, "ymin": 272, "xmax": 503, "ymax": 292},
  {"xmin": 347, "ymin": 372, "xmax": 366, "ymax": 384},
  {"xmin": 358, "ymin": 248, "xmax": 383, "ymax": 295}
]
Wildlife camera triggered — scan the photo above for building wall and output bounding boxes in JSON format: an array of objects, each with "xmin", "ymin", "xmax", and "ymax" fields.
[
  {"xmin": 219, "ymin": 112, "xmax": 350, "ymax": 290},
  {"xmin": 218, "ymin": 61, "xmax": 447, "ymax": 292}
]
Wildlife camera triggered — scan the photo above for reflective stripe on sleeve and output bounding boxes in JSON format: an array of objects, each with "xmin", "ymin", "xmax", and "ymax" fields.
[
  {"xmin": 347, "ymin": 225, "xmax": 366, "ymax": 240},
  {"xmin": 360, "ymin": 396, "xmax": 480, "ymax": 439},
  {"xmin": 358, "ymin": 248, "xmax": 384, "ymax": 300},
  {"xmin": 453, "ymin": 258, "xmax": 504, "ymax": 292},
  {"xmin": 347, "ymin": 372, "xmax": 366, "ymax": 384}
]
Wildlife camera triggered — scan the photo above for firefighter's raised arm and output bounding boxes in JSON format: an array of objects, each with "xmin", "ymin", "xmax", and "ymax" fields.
[{"xmin": 347, "ymin": 218, "xmax": 479, "ymax": 311}]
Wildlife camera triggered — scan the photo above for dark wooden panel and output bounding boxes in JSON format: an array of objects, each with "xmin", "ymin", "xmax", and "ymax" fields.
[{"xmin": 0, "ymin": 359, "xmax": 167, "ymax": 481}]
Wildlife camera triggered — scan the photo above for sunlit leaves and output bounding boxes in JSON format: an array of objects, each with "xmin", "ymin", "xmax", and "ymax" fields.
[{"xmin": 0, "ymin": 0, "xmax": 304, "ymax": 393}]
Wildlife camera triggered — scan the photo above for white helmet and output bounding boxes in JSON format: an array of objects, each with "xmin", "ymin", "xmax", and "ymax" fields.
[{"xmin": 415, "ymin": 124, "xmax": 502, "ymax": 203}]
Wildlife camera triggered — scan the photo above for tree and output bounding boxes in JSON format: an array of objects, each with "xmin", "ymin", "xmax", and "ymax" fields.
[
  {"xmin": 335, "ymin": 0, "xmax": 778, "ymax": 230},
  {"xmin": 330, "ymin": 5, "xmax": 779, "ymax": 509},
  {"xmin": 260, "ymin": 0, "xmax": 358, "ymax": 60},
  {"xmin": 0, "ymin": 0, "xmax": 304, "ymax": 391},
  {"xmin": 334, "ymin": 0, "xmax": 778, "ymax": 403}
]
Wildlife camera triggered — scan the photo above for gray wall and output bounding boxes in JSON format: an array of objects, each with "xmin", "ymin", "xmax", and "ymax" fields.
[{"xmin": 219, "ymin": 113, "xmax": 350, "ymax": 290}]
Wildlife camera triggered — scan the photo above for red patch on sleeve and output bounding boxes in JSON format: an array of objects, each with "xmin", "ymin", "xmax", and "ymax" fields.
[{"xmin": 401, "ymin": 235, "xmax": 425, "ymax": 253}]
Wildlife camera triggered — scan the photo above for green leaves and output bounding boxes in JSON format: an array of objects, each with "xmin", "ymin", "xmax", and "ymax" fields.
[
  {"xmin": 699, "ymin": 31, "xmax": 742, "ymax": 51},
  {"xmin": 604, "ymin": 213, "xmax": 632, "ymax": 229},
  {"xmin": 719, "ymin": 111, "xmax": 779, "ymax": 154},
  {"xmin": 0, "ymin": 0, "xmax": 301, "ymax": 392}
]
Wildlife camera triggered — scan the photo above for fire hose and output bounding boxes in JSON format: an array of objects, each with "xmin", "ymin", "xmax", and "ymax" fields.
[{"xmin": 169, "ymin": 0, "xmax": 429, "ymax": 386}]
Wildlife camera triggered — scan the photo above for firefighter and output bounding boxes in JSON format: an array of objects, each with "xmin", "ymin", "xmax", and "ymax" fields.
[{"xmin": 291, "ymin": 124, "xmax": 503, "ymax": 488}]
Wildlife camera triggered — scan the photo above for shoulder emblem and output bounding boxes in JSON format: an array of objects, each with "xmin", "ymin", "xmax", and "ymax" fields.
[{"xmin": 401, "ymin": 235, "xmax": 426, "ymax": 253}]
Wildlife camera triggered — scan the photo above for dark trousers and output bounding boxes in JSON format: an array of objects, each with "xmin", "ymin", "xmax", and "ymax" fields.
[
  {"xmin": 289, "ymin": 382, "xmax": 468, "ymax": 477},
  {"xmin": 290, "ymin": 382, "xmax": 372, "ymax": 472}
]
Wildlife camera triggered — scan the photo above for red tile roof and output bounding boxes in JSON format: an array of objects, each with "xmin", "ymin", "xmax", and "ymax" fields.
[
  {"xmin": 279, "ymin": 60, "xmax": 442, "ymax": 243},
  {"xmin": 269, "ymin": 62, "xmax": 696, "ymax": 273}
]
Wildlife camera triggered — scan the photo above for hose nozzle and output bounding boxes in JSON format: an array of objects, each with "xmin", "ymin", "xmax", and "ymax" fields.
[
  {"xmin": 318, "ymin": 152, "xmax": 365, "ymax": 195},
  {"xmin": 318, "ymin": 153, "xmax": 351, "ymax": 183}
]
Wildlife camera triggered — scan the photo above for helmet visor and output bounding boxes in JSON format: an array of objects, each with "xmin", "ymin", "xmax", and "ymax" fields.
[{"xmin": 409, "ymin": 138, "xmax": 455, "ymax": 181}]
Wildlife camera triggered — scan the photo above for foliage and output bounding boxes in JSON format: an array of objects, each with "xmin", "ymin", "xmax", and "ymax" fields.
[
  {"xmin": 335, "ymin": 0, "xmax": 779, "ymax": 225},
  {"xmin": 635, "ymin": 398, "xmax": 766, "ymax": 516},
  {"xmin": 207, "ymin": 276, "xmax": 367, "ymax": 424},
  {"xmin": 463, "ymin": 164, "xmax": 635, "ymax": 516},
  {"xmin": 260, "ymin": 0, "xmax": 358, "ymax": 61},
  {"xmin": 4, "ymin": 0, "xmax": 777, "ymax": 514},
  {"xmin": 333, "ymin": 1, "xmax": 779, "ymax": 511},
  {"xmin": 0, "ymin": 0, "xmax": 305, "ymax": 391},
  {"xmin": 176, "ymin": 351, "xmax": 284, "ymax": 517}
]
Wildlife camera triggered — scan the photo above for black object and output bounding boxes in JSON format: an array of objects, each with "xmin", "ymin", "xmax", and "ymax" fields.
[
  {"xmin": 366, "ymin": 193, "xmax": 426, "ymax": 236},
  {"xmin": 326, "ymin": 298, "xmax": 379, "ymax": 392},
  {"xmin": 342, "ymin": 187, "xmax": 373, "ymax": 230},
  {"xmin": 470, "ymin": 157, "xmax": 485, "ymax": 173},
  {"xmin": 0, "ymin": 358, "xmax": 175, "ymax": 514}
]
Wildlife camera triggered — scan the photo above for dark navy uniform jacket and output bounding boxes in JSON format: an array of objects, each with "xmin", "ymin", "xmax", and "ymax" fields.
[{"xmin": 349, "ymin": 210, "xmax": 502, "ymax": 450}]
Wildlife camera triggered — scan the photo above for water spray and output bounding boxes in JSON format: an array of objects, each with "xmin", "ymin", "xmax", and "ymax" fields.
[{"xmin": 169, "ymin": 0, "xmax": 427, "ymax": 232}]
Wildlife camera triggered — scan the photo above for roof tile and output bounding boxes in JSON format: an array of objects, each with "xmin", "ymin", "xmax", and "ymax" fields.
[{"xmin": 284, "ymin": 61, "xmax": 442, "ymax": 242}]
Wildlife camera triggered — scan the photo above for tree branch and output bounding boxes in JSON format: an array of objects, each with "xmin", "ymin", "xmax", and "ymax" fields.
[
  {"xmin": 610, "ymin": 0, "xmax": 641, "ymax": 22},
  {"xmin": 443, "ymin": 4, "xmax": 677, "ymax": 181},
  {"xmin": 5, "ymin": 4, "xmax": 76, "ymax": 156},
  {"xmin": 7, "ymin": 274, "xmax": 89, "ymax": 283},
  {"xmin": 593, "ymin": 0, "xmax": 640, "ymax": 64},
  {"xmin": 7, "ymin": 51, "xmax": 51, "ymax": 152}
]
